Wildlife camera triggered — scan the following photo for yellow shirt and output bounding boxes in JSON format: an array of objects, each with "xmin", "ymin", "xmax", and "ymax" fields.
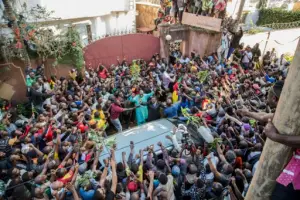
[
  {"xmin": 92, "ymin": 109, "xmax": 106, "ymax": 129},
  {"xmin": 165, "ymin": 0, "xmax": 172, "ymax": 7},
  {"xmin": 69, "ymin": 71, "xmax": 77, "ymax": 80},
  {"xmin": 126, "ymin": 165, "xmax": 143, "ymax": 182},
  {"xmin": 92, "ymin": 110, "xmax": 106, "ymax": 121},
  {"xmin": 89, "ymin": 119, "xmax": 105, "ymax": 130}
]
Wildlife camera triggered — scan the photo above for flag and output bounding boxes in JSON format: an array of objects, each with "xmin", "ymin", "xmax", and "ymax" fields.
[
  {"xmin": 45, "ymin": 124, "xmax": 53, "ymax": 142},
  {"xmin": 172, "ymin": 82, "xmax": 179, "ymax": 103}
]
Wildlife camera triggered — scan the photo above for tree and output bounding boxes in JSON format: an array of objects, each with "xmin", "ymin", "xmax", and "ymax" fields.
[
  {"xmin": 2, "ymin": 0, "xmax": 31, "ymax": 67},
  {"xmin": 59, "ymin": 27, "xmax": 84, "ymax": 68},
  {"xmin": 245, "ymin": 40, "xmax": 300, "ymax": 200},
  {"xmin": 256, "ymin": 0, "xmax": 268, "ymax": 9},
  {"xmin": 1, "ymin": 3, "xmax": 84, "ymax": 69}
]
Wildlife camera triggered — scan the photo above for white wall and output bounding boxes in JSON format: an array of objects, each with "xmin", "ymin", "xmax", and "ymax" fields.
[
  {"xmin": 93, "ymin": 11, "xmax": 135, "ymax": 37},
  {"xmin": 22, "ymin": 0, "xmax": 135, "ymax": 45},
  {"xmin": 36, "ymin": 0, "xmax": 130, "ymax": 19}
]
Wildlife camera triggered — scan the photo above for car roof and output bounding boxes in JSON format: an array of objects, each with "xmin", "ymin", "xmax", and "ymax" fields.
[{"xmin": 99, "ymin": 119, "xmax": 183, "ymax": 163}]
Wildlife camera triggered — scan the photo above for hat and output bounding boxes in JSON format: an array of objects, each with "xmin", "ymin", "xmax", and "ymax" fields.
[
  {"xmin": 127, "ymin": 181, "xmax": 138, "ymax": 192},
  {"xmin": 172, "ymin": 165, "xmax": 180, "ymax": 177}
]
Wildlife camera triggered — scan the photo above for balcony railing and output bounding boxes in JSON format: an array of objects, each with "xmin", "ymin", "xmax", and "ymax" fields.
[{"xmin": 135, "ymin": 0, "xmax": 160, "ymax": 5}]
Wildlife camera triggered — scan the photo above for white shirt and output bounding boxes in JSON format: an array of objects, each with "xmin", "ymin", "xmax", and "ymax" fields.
[
  {"xmin": 162, "ymin": 71, "xmax": 172, "ymax": 89},
  {"xmin": 101, "ymin": 92, "xmax": 111, "ymax": 107},
  {"xmin": 156, "ymin": 175, "xmax": 175, "ymax": 200},
  {"xmin": 242, "ymin": 51, "xmax": 253, "ymax": 63},
  {"xmin": 277, "ymin": 57, "xmax": 287, "ymax": 71}
]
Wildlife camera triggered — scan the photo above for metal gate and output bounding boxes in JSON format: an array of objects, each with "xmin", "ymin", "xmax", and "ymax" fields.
[{"xmin": 84, "ymin": 34, "xmax": 160, "ymax": 68}]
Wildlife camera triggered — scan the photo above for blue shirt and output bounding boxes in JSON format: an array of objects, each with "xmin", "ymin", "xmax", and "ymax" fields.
[
  {"xmin": 164, "ymin": 102, "xmax": 180, "ymax": 118},
  {"xmin": 79, "ymin": 188, "xmax": 95, "ymax": 200}
]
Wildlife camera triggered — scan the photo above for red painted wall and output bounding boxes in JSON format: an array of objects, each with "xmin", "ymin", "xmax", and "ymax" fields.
[{"xmin": 84, "ymin": 34, "xmax": 160, "ymax": 68}]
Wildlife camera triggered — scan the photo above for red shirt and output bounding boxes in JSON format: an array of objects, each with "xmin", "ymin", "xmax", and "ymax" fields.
[
  {"xmin": 110, "ymin": 103, "xmax": 124, "ymax": 120},
  {"xmin": 98, "ymin": 68, "xmax": 108, "ymax": 79}
]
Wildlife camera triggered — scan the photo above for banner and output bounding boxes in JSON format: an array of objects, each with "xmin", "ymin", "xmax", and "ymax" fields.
[{"xmin": 182, "ymin": 12, "xmax": 222, "ymax": 32}]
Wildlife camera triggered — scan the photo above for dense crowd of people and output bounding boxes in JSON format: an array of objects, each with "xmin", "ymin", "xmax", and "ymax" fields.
[
  {"xmin": 0, "ymin": 25, "xmax": 299, "ymax": 200},
  {"xmin": 155, "ymin": 0, "xmax": 227, "ymax": 28}
]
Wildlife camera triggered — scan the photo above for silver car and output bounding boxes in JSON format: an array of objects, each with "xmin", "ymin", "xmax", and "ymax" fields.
[{"xmin": 99, "ymin": 118, "xmax": 204, "ymax": 164}]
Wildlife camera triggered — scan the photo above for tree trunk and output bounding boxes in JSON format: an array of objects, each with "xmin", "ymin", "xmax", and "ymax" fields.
[
  {"xmin": 245, "ymin": 40, "xmax": 300, "ymax": 199},
  {"xmin": 235, "ymin": 0, "xmax": 246, "ymax": 23},
  {"xmin": 3, "ymin": 0, "xmax": 31, "ymax": 67}
]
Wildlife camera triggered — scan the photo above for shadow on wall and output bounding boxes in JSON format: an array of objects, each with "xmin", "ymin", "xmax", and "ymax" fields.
[
  {"xmin": 0, "ymin": 59, "xmax": 73, "ymax": 103},
  {"xmin": 188, "ymin": 30, "xmax": 222, "ymax": 56}
]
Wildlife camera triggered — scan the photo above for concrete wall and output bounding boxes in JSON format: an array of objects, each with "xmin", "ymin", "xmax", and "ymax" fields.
[
  {"xmin": 0, "ymin": 59, "xmax": 72, "ymax": 103},
  {"xmin": 188, "ymin": 29, "xmax": 221, "ymax": 56},
  {"xmin": 99, "ymin": 11, "xmax": 136, "ymax": 36},
  {"xmin": 159, "ymin": 24, "xmax": 221, "ymax": 58},
  {"xmin": 136, "ymin": 3, "xmax": 159, "ymax": 28},
  {"xmin": 84, "ymin": 34, "xmax": 160, "ymax": 68},
  {"xmin": 25, "ymin": 0, "xmax": 130, "ymax": 19}
]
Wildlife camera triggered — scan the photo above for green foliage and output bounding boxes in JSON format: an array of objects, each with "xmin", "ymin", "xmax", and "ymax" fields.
[
  {"xmin": 257, "ymin": 8, "xmax": 300, "ymax": 26},
  {"xmin": 247, "ymin": 28, "xmax": 264, "ymax": 35},
  {"xmin": 76, "ymin": 170, "xmax": 96, "ymax": 189},
  {"xmin": 88, "ymin": 129, "xmax": 116, "ymax": 149},
  {"xmin": 181, "ymin": 108, "xmax": 202, "ymax": 127},
  {"xmin": 256, "ymin": 0, "xmax": 268, "ymax": 9},
  {"xmin": 197, "ymin": 70, "xmax": 209, "ymax": 83},
  {"xmin": 208, "ymin": 138, "xmax": 222, "ymax": 151},
  {"xmin": 16, "ymin": 103, "xmax": 37, "ymax": 118},
  {"xmin": 0, "ymin": 3, "xmax": 84, "ymax": 69},
  {"xmin": 130, "ymin": 60, "xmax": 141, "ymax": 81},
  {"xmin": 0, "ymin": 123, "xmax": 6, "ymax": 131},
  {"xmin": 57, "ymin": 28, "xmax": 84, "ymax": 69}
]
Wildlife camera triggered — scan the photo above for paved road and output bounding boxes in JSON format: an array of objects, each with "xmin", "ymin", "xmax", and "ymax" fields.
[{"xmin": 241, "ymin": 28, "xmax": 300, "ymax": 56}]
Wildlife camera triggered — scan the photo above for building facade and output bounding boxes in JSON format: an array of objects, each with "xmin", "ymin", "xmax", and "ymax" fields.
[{"xmin": 4, "ymin": 0, "xmax": 137, "ymax": 46}]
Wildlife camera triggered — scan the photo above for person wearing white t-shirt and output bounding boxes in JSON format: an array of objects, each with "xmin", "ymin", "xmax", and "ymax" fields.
[
  {"xmin": 276, "ymin": 54, "xmax": 288, "ymax": 71},
  {"xmin": 162, "ymin": 69, "xmax": 176, "ymax": 90},
  {"xmin": 242, "ymin": 46, "xmax": 253, "ymax": 70}
]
